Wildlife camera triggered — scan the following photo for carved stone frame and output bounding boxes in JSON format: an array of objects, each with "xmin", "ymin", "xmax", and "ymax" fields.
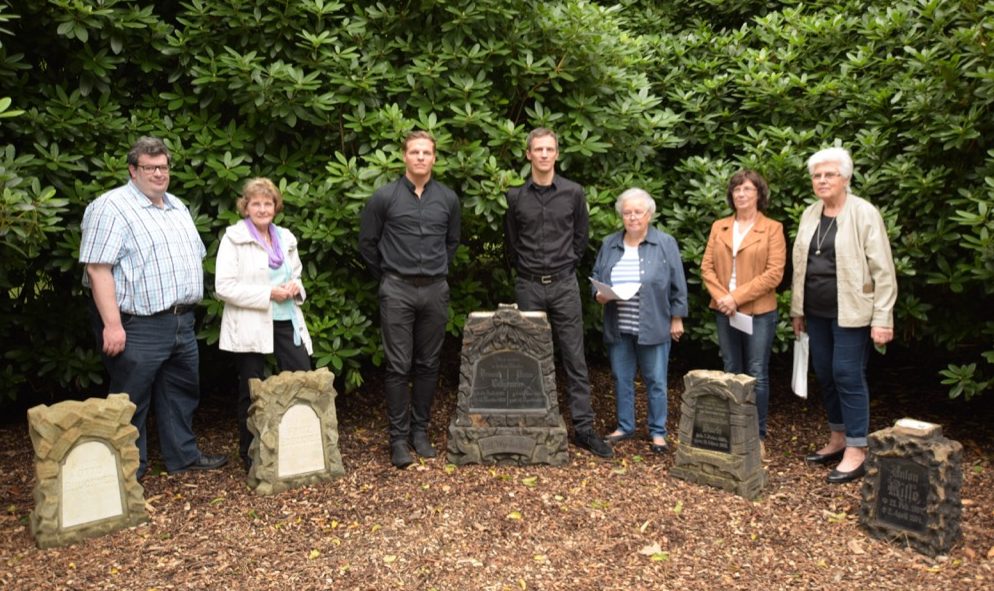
[{"xmin": 28, "ymin": 394, "xmax": 148, "ymax": 548}]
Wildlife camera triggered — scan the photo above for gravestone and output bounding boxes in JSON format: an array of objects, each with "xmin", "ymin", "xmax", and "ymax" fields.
[
  {"xmin": 447, "ymin": 304, "xmax": 568, "ymax": 465},
  {"xmin": 247, "ymin": 368, "xmax": 346, "ymax": 495},
  {"xmin": 27, "ymin": 394, "xmax": 148, "ymax": 548},
  {"xmin": 670, "ymin": 370, "xmax": 767, "ymax": 500},
  {"xmin": 859, "ymin": 418, "xmax": 963, "ymax": 557}
]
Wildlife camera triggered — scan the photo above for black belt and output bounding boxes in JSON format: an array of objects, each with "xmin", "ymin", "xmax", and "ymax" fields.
[
  {"xmin": 149, "ymin": 304, "xmax": 196, "ymax": 316},
  {"xmin": 386, "ymin": 273, "xmax": 446, "ymax": 287},
  {"xmin": 517, "ymin": 269, "xmax": 573, "ymax": 285}
]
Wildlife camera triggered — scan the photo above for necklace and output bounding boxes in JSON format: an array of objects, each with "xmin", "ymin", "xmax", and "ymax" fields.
[{"xmin": 814, "ymin": 216, "xmax": 836, "ymax": 256}]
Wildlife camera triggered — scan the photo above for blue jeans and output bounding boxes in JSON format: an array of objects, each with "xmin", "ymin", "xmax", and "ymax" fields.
[
  {"xmin": 607, "ymin": 333, "xmax": 670, "ymax": 438},
  {"xmin": 92, "ymin": 309, "xmax": 203, "ymax": 476},
  {"xmin": 715, "ymin": 309, "xmax": 777, "ymax": 438},
  {"xmin": 805, "ymin": 315, "xmax": 871, "ymax": 447}
]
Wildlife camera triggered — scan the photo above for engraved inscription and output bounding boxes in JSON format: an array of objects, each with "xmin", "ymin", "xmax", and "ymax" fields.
[
  {"xmin": 876, "ymin": 458, "xmax": 929, "ymax": 533},
  {"xmin": 691, "ymin": 395, "xmax": 732, "ymax": 452},
  {"xmin": 278, "ymin": 404, "xmax": 326, "ymax": 478},
  {"xmin": 469, "ymin": 351, "xmax": 545, "ymax": 413},
  {"xmin": 478, "ymin": 435, "xmax": 537, "ymax": 458},
  {"xmin": 61, "ymin": 440, "xmax": 123, "ymax": 529}
]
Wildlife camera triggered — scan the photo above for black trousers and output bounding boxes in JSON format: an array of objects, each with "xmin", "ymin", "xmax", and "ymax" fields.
[
  {"xmin": 235, "ymin": 320, "xmax": 312, "ymax": 463},
  {"xmin": 378, "ymin": 275, "xmax": 449, "ymax": 443},
  {"xmin": 515, "ymin": 275, "xmax": 595, "ymax": 431}
]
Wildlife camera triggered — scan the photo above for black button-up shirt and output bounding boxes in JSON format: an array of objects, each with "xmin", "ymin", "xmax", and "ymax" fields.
[
  {"xmin": 358, "ymin": 176, "xmax": 461, "ymax": 279},
  {"xmin": 504, "ymin": 174, "xmax": 589, "ymax": 276}
]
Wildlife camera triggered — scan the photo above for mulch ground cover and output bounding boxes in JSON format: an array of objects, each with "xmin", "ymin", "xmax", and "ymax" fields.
[{"xmin": 1, "ymin": 351, "xmax": 993, "ymax": 590}]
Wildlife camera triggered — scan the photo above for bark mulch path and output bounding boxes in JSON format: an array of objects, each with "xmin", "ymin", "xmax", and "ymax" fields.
[{"xmin": 1, "ymin": 355, "xmax": 992, "ymax": 590}]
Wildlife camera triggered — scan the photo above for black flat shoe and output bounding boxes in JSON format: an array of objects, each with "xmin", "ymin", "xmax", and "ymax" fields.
[
  {"xmin": 604, "ymin": 431, "xmax": 634, "ymax": 444},
  {"xmin": 804, "ymin": 448, "xmax": 844, "ymax": 465},
  {"xmin": 650, "ymin": 443, "xmax": 669, "ymax": 454},
  {"xmin": 826, "ymin": 462, "xmax": 866, "ymax": 484}
]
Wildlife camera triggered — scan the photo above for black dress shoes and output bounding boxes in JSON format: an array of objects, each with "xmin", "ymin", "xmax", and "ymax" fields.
[
  {"xmin": 574, "ymin": 430, "xmax": 614, "ymax": 458},
  {"xmin": 410, "ymin": 432, "xmax": 437, "ymax": 458},
  {"xmin": 804, "ymin": 448, "xmax": 844, "ymax": 465},
  {"xmin": 827, "ymin": 462, "xmax": 866, "ymax": 484},
  {"xmin": 649, "ymin": 442, "xmax": 669, "ymax": 454},
  {"xmin": 172, "ymin": 453, "xmax": 228, "ymax": 474},
  {"xmin": 391, "ymin": 441, "xmax": 413, "ymax": 469}
]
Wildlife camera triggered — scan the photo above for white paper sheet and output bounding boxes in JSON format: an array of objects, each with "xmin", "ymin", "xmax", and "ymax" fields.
[
  {"xmin": 590, "ymin": 278, "xmax": 641, "ymax": 301},
  {"xmin": 729, "ymin": 311, "xmax": 753, "ymax": 335}
]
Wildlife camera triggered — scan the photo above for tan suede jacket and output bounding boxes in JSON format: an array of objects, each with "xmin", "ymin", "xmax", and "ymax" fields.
[{"xmin": 701, "ymin": 212, "xmax": 786, "ymax": 315}]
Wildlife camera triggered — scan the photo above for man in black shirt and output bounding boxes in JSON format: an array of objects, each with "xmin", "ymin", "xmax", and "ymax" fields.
[
  {"xmin": 359, "ymin": 131, "xmax": 461, "ymax": 468},
  {"xmin": 504, "ymin": 128, "xmax": 613, "ymax": 459}
]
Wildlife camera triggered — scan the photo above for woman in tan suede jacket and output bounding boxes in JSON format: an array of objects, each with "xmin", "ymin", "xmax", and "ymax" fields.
[{"xmin": 701, "ymin": 170, "xmax": 786, "ymax": 452}]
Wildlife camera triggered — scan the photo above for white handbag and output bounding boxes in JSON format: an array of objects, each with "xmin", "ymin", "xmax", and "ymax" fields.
[{"xmin": 791, "ymin": 332, "xmax": 809, "ymax": 399}]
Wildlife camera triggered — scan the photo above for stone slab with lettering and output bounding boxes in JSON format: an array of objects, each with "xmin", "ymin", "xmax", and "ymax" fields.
[
  {"xmin": 670, "ymin": 370, "xmax": 767, "ymax": 500},
  {"xmin": 447, "ymin": 304, "xmax": 568, "ymax": 465},
  {"xmin": 27, "ymin": 394, "xmax": 148, "ymax": 548},
  {"xmin": 247, "ymin": 368, "xmax": 346, "ymax": 495},
  {"xmin": 859, "ymin": 418, "xmax": 963, "ymax": 557}
]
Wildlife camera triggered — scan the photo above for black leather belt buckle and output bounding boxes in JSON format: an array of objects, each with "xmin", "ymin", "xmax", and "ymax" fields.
[{"xmin": 540, "ymin": 275, "xmax": 554, "ymax": 285}]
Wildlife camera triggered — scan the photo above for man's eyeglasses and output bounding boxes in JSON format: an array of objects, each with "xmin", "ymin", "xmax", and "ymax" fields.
[
  {"xmin": 811, "ymin": 172, "xmax": 841, "ymax": 181},
  {"xmin": 137, "ymin": 164, "xmax": 170, "ymax": 174}
]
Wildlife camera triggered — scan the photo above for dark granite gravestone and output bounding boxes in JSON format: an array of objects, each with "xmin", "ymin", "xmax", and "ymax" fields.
[
  {"xmin": 859, "ymin": 418, "xmax": 962, "ymax": 557},
  {"xmin": 247, "ymin": 368, "xmax": 346, "ymax": 495},
  {"xmin": 670, "ymin": 370, "xmax": 766, "ymax": 499},
  {"xmin": 447, "ymin": 304, "xmax": 568, "ymax": 465},
  {"xmin": 27, "ymin": 395, "xmax": 148, "ymax": 548}
]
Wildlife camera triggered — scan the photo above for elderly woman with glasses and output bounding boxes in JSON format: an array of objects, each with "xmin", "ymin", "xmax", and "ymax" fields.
[
  {"xmin": 215, "ymin": 177, "xmax": 313, "ymax": 470},
  {"xmin": 701, "ymin": 170, "xmax": 786, "ymax": 457},
  {"xmin": 592, "ymin": 188, "xmax": 688, "ymax": 454},
  {"xmin": 791, "ymin": 148, "xmax": 897, "ymax": 484}
]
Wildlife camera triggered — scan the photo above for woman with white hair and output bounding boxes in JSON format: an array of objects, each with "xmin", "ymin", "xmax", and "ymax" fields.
[
  {"xmin": 591, "ymin": 188, "xmax": 688, "ymax": 454},
  {"xmin": 791, "ymin": 147, "xmax": 897, "ymax": 484}
]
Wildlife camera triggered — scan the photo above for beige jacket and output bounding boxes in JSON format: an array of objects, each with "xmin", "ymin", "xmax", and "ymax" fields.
[
  {"xmin": 790, "ymin": 194, "xmax": 897, "ymax": 328},
  {"xmin": 215, "ymin": 222, "xmax": 313, "ymax": 354},
  {"xmin": 701, "ymin": 212, "xmax": 786, "ymax": 315}
]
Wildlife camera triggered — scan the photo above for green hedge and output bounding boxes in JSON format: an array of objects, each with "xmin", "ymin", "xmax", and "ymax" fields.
[{"xmin": 1, "ymin": 0, "xmax": 991, "ymax": 405}]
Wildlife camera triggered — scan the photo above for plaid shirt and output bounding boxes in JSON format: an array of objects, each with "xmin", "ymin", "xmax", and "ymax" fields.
[{"xmin": 80, "ymin": 181, "xmax": 205, "ymax": 315}]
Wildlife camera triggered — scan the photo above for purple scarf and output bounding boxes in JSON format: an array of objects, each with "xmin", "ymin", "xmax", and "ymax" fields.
[{"xmin": 244, "ymin": 219, "xmax": 285, "ymax": 269}]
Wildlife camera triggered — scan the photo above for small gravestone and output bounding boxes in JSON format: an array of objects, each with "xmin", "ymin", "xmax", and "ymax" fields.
[
  {"xmin": 859, "ymin": 418, "xmax": 963, "ymax": 556},
  {"xmin": 247, "ymin": 368, "xmax": 345, "ymax": 495},
  {"xmin": 447, "ymin": 304, "xmax": 568, "ymax": 465},
  {"xmin": 27, "ymin": 394, "xmax": 148, "ymax": 548},
  {"xmin": 670, "ymin": 370, "xmax": 766, "ymax": 500}
]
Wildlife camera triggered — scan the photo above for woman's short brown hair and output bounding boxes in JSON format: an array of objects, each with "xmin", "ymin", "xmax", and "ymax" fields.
[
  {"xmin": 236, "ymin": 177, "xmax": 283, "ymax": 216},
  {"xmin": 726, "ymin": 169, "xmax": 770, "ymax": 212}
]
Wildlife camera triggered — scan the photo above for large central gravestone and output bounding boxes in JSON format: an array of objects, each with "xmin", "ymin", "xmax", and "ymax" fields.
[
  {"xmin": 447, "ymin": 304, "xmax": 568, "ymax": 465},
  {"xmin": 859, "ymin": 418, "xmax": 963, "ymax": 557},
  {"xmin": 247, "ymin": 368, "xmax": 346, "ymax": 495},
  {"xmin": 27, "ymin": 394, "xmax": 148, "ymax": 548},
  {"xmin": 670, "ymin": 370, "xmax": 767, "ymax": 500}
]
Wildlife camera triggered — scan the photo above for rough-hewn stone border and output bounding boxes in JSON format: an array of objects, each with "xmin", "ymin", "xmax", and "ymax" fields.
[
  {"xmin": 448, "ymin": 306, "xmax": 569, "ymax": 466},
  {"xmin": 671, "ymin": 370, "xmax": 767, "ymax": 500},
  {"xmin": 859, "ymin": 422, "xmax": 963, "ymax": 556},
  {"xmin": 247, "ymin": 368, "xmax": 345, "ymax": 495},
  {"xmin": 27, "ymin": 394, "xmax": 148, "ymax": 548}
]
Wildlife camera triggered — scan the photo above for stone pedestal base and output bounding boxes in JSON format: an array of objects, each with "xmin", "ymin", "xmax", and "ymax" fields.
[
  {"xmin": 670, "ymin": 370, "xmax": 767, "ymax": 500},
  {"xmin": 448, "ymin": 423, "xmax": 568, "ymax": 466},
  {"xmin": 27, "ymin": 394, "xmax": 148, "ymax": 548}
]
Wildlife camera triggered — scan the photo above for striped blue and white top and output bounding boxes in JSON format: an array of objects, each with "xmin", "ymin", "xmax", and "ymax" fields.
[{"xmin": 611, "ymin": 243, "xmax": 641, "ymax": 334}]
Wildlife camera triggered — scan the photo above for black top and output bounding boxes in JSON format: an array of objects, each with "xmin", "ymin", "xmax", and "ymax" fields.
[
  {"xmin": 358, "ymin": 176, "xmax": 461, "ymax": 279},
  {"xmin": 804, "ymin": 214, "xmax": 839, "ymax": 318},
  {"xmin": 504, "ymin": 174, "xmax": 589, "ymax": 276}
]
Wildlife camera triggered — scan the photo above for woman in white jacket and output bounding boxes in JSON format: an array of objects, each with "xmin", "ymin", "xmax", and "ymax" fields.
[{"xmin": 216, "ymin": 177, "xmax": 312, "ymax": 469}]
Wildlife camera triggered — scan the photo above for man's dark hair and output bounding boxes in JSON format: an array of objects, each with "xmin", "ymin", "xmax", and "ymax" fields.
[{"xmin": 127, "ymin": 136, "xmax": 172, "ymax": 167}]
